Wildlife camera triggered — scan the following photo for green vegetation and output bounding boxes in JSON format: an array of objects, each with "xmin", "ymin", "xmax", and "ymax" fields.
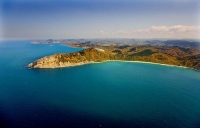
[
  {"xmin": 128, "ymin": 47, "xmax": 136, "ymax": 52},
  {"xmin": 132, "ymin": 49, "xmax": 155, "ymax": 56},
  {"xmin": 112, "ymin": 50, "xmax": 122, "ymax": 54}
]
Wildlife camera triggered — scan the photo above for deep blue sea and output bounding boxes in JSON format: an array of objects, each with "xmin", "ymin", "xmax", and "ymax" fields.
[{"xmin": 0, "ymin": 40, "xmax": 200, "ymax": 128}]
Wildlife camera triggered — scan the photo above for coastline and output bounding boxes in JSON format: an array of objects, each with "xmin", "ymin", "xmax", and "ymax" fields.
[
  {"xmin": 106, "ymin": 60, "xmax": 189, "ymax": 69},
  {"xmin": 28, "ymin": 61, "xmax": 103, "ymax": 69},
  {"xmin": 29, "ymin": 59, "xmax": 198, "ymax": 71},
  {"xmin": 80, "ymin": 60, "xmax": 200, "ymax": 72}
]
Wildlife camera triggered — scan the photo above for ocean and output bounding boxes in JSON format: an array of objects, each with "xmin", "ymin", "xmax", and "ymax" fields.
[{"xmin": 0, "ymin": 40, "xmax": 200, "ymax": 128}]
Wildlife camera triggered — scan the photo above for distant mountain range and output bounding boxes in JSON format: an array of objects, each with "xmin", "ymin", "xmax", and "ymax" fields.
[{"xmin": 31, "ymin": 39, "xmax": 200, "ymax": 48}]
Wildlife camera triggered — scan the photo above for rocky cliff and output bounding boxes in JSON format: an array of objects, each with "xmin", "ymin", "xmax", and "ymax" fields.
[{"xmin": 28, "ymin": 48, "xmax": 111, "ymax": 68}]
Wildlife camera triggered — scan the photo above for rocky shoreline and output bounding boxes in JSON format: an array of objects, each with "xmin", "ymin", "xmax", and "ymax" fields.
[
  {"xmin": 27, "ymin": 48, "xmax": 108, "ymax": 68},
  {"xmin": 28, "ymin": 55, "xmax": 96, "ymax": 68}
]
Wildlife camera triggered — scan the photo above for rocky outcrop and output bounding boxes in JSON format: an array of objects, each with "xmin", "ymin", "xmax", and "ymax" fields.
[
  {"xmin": 28, "ymin": 55, "xmax": 95, "ymax": 68},
  {"xmin": 28, "ymin": 48, "xmax": 109, "ymax": 68}
]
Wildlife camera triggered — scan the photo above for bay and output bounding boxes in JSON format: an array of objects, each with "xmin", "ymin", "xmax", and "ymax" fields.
[{"xmin": 0, "ymin": 41, "xmax": 200, "ymax": 128}]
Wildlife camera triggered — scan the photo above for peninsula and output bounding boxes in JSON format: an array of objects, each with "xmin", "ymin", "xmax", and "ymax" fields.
[{"xmin": 28, "ymin": 39, "xmax": 200, "ymax": 71}]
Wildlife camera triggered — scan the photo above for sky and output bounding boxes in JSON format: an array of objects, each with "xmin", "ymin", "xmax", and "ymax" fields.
[{"xmin": 0, "ymin": 0, "xmax": 200, "ymax": 40}]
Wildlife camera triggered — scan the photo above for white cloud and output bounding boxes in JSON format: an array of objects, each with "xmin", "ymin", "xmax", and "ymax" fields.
[
  {"xmin": 149, "ymin": 25, "xmax": 199, "ymax": 33},
  {"xmin": 100, "ymin": 30, "xmax": 107, "ymax": 35},
  {"xmin": 100, "ymin": 25, "xmax": 200, "ymax": 38}
]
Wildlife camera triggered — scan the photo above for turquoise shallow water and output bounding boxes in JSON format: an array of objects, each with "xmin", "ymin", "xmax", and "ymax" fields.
[{"xmin": 0, "ymin": 41, "xmax": 200, "ymax": 128}]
